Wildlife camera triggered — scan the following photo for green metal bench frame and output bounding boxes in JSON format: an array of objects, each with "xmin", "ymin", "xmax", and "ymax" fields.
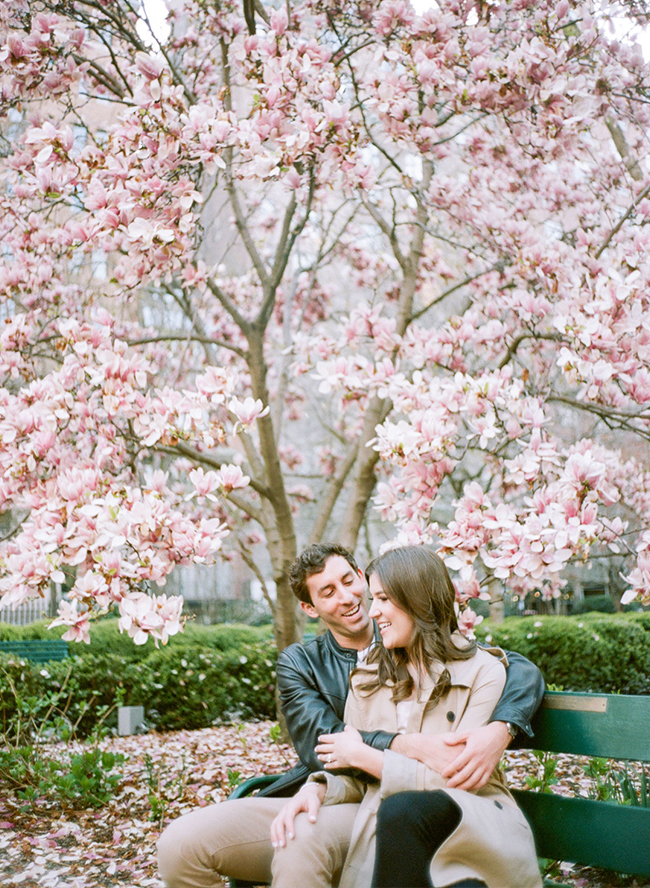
[
  {"xmin": 0, "ymin": 639, "xmax": 69, "ymax": 663},
  {"xmin": 512, "ymin": 690, "xmax": 650, "ymax": 882},
  {"xmin": 227, "ymin": 691, "xmax": 650, "ymax": 887}
]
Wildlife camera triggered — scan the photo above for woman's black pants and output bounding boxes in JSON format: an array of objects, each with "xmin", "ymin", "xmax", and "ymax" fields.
[{"xmin": 371, "ymin": 789, "xmax": 487, "ymax": 888}]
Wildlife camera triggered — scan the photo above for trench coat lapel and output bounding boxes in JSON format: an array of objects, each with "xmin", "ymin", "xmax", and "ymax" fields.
[{"xmin": 404, "ymin": 656, "xmax": 477, "ymax": 734}]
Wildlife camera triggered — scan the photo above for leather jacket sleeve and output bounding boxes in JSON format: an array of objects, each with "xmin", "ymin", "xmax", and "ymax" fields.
[
  {"xmin": 488, "ymin": 647, "xmax": 545, "ymax": 739},
  {"xmin": 277, "ymin": 640, "xmax": 394, "ymax": 773}
]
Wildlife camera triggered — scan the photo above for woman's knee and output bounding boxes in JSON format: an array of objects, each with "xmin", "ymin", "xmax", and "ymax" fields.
[
  {"xmin": 377, "ymin": 790, "xmax": 461, "ymax": 843},
  {"xmin": 377, "ymin": 791, "xmax": 419, "ymax": 830},
  {"xmin": 378, "ymin": 791, "xmax": 444, "ymax": 829}
]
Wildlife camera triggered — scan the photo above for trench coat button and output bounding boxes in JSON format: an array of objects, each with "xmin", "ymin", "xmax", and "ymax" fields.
[{"xmin": 446, "ymin": 711, "xmax": 455, "ymax": 722}]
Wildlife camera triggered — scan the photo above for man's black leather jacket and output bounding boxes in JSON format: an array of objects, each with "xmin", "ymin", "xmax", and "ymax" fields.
[{"xmin": 257, "ymin": 630, "xmax": 545, "ymax": 798}]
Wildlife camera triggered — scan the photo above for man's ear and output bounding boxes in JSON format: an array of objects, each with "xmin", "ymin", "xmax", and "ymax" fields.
[{"xmin": 299, "ymin": 599, "xmax": 318, "ymax": 620}]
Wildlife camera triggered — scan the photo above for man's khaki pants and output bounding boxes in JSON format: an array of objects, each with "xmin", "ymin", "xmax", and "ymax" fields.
[{"xmin": 157, "ymin": 796, "xmax": 359, "ymax": 888}]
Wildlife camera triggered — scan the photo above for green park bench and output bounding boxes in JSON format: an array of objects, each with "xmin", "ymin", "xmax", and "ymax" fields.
[
  {"xmin": 228, "ymin": 690, "xmax": 650, "ymax": 888},
  {"xmin": 512, "ymin": 690, "xmax": 650, "ymax": 885},
  {"xmin": 0, "ymin": 639, "xmax": 69, "ymax": 664}
]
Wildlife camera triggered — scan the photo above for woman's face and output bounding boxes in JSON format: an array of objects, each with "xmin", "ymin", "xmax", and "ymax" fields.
[{"xmin": 368, "ymin": 573, "xmax": 415, "ymax": 649}]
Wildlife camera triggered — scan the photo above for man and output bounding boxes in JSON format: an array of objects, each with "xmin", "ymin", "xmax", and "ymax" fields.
[{"xmin": 157, "ymin": 543, "xmax": 544, "ymax": 887}]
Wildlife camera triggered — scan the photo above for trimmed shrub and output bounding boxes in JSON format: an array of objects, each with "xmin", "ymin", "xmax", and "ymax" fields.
[
  {"xmin": 0, "ymin": 618, "xmax": 272, "ymax": 660},
  {"xmin": 0, "ymin": 624, "xmax": 23, "ymax": 641},
  {"xmin": 0, "ymin": 637, "xmax": 277, "ymax": 738},
  {"xmin": 570, "ymin": 594, "xmax": 616, "ymax": 615},
  {"xmin": 130, "ymin": 642, "xmax": 277, "ymax": 731},
  {"xmin": 476, "ymin": 612, "xmax": 650, "ymax": 695},
  {"xmin": 0, "ymin": 653, "xmax": 143, "ymax": 739}
]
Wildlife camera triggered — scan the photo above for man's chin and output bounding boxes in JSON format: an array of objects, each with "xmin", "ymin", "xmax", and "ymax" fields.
[{"xmin": 347, "ymin": 617, "xmax": 371, "ymax": 637}]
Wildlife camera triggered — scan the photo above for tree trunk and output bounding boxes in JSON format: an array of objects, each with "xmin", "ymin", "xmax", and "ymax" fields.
[{"xmin": 487, "ymin": 574, "xmax": 505, "ymax": 624}]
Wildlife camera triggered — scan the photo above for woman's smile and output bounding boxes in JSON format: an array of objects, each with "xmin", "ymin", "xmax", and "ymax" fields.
[{"xmin": 368, "ymin": 575, "xmax": 414, "ymax": 649}]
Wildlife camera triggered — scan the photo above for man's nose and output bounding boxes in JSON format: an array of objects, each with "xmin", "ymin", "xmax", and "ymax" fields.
[{"xmin": 338, "ymin": 583, "xmax": 356, "ymax": 602}]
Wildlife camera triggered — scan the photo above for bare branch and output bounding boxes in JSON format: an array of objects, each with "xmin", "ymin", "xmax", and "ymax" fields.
[
  {"xmin": 498, "ymin": 332, "xmax": 563, "ymax": 369},
  {"xmin": 155, "ymin": 442, "xmax": 271, "ymax": 506},
  {"xmin": 309, "ymin": 443, "xmax": 359, "ymax": 545},
  {"xmin": 239, "ymin": 544, "xmax": 276, "ymax": 616},
  {"xmin": 395, "ymin": 158, "xmax": 433, "ymax": 333},
  {"xmin": 218, "ymin": 41, "xmax": 271, "ymax": 291},
  {"xmin": 431, "ymin": 112, "xmax": 488, "ymax": 147},
  {"xmin": 202, "ymin": 278, "xmax": 252, "ymax": 336},
  {"xmin": 548, "ymin": 395, "xmax": 650, "ymax": 440},
  {"xmin": 127, "ymin": 333, "xmax": 246, "ymax": 358},
  {"xmin": 268, "ymin": 191, "xmax": 298, "ymax": 290},
  {"xmin": 225, "ymin": 170, "xmax": 272, "ymax": 290},
  {"xmin": 72, "ymin": 54, "xmax": 127, "ymax": 99},
  {"xmin": 238, "ymin": 429, "xmax": 267, "ymax": 485},
  {"xmin": 595, "ymin": 179, "xmax": 650, "ymax": 259},
  {"xmin": 362, "ymin": 197, "xmax": 407, "ymax": 270},
  {"xmin": 410, "ymin": 260, "xmax": 508, "ymax": 322},
  {"xmin": 163, "ymin": 285, "xmax": 220, "ymax": 366},
  {"xmin": 606, "ymin": 115, "xmax": 643, "ymax": 182},
  {"xmin": 259, "ymin": 166, "xmax": 317, "ymax": 328}
]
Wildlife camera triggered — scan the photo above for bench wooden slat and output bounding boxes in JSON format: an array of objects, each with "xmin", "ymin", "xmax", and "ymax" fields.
[
  {"xmin": 0, "ymin": 639, "xmax": 69, "ymax": 663},
  {"xmin": 529, "ymin": 691, "xmax": 650, "ymax": 762},
  {"xmin": 512, "ymin": 790, "xmax": 650, "ymax": 876}
]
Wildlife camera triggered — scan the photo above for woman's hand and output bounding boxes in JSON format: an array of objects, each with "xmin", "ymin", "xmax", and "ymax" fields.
[
  {"xmin": 270, "ymin": 783, "xmax": 325, "ymax": 848},
  {"xmin": 316, "ymin": 724, "xmax": 364, "ymax": 770}
]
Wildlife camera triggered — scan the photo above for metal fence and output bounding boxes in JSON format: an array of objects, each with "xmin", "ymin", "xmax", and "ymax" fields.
[{"xmin": 0, "ymin": 598, "xmax": 51, "ymax": 627}]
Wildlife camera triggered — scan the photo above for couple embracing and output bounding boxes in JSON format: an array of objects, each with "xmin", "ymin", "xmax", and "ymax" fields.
[{"xmin": 158, "ymin": 543, "xmax": 543, "ymax": 888}]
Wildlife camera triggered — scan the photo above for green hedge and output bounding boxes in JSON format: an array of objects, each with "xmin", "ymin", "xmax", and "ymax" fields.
[
  {"xmin": 0, "ymin": 623, "xmax": 277, "ymax": 738},
  {"xmin": 3, "ymin": 613, "xmax": 649, "ymax": 740},
  {"xmin": 128, "ymin": 644, "xmax": 277, "ymax": 731},
  {"xmin": 0, "ymin": 618, "xmax": 272, "ymax": 659},
  {"xmin": 476, "ymin": 612, "xmax": 650, "ymax": 695}
]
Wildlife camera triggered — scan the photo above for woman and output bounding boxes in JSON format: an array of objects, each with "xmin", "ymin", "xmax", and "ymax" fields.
[{"xmin": 271, "ymin": 546, "xmax": 541, "ymax": 888}]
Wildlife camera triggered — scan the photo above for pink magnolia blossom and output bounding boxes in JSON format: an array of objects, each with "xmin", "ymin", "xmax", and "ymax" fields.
[
  {"xmin": 216, "ymin": 465, "xmax": 250, "ymax": 493},
  {"xmin": 228, "ymin": 397, "xmax": 270, "ymax": 427},
  {"xmin": 457, "ymin": 605, "xmax": 484, "ymax": 639},
  {"xmin": 49, "ymin": 600, "xmax": 91, "ymax": 644}
]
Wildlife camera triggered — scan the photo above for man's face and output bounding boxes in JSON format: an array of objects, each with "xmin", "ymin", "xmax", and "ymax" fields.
[{"xmin": 301, "ymin": 555, "xmax": 373, "ymax": 649}]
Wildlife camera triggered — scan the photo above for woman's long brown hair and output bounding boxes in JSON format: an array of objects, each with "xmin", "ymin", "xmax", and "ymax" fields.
[{"xmin": 361, "ymin": 546, "xmax": 476, "ymax": 702}]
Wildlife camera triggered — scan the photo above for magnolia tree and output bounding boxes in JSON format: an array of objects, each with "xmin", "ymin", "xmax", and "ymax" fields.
[{"xmin": 1, "ymin": 0, "xmax": 650, "ymax": 651}]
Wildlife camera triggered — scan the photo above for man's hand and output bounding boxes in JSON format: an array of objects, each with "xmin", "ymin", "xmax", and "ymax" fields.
[
  {"xmin": 442, "ymin": 722, "xmax": 511, "ymax": 791},
  {"xmin": 270, "ymin": 783, "xmax": 325, "ymax": 848},
  {"xmin": 390, "ymin": 732, "xmax": 459, "ymax": 773}
]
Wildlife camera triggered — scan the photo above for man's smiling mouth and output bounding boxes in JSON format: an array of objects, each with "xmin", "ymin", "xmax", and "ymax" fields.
[{"xmin": 342, "ymin": 604, "xmax": 361, "ymax": 617}]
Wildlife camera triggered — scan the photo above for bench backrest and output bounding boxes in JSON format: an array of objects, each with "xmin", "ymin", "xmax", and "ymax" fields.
[
  {"xmin": 0, "ymin": 639, "xmax": 69, "ymax": 663},
  {"xmin": 511, "ymin": 691, "xmax": 650, "ymax": 876}
]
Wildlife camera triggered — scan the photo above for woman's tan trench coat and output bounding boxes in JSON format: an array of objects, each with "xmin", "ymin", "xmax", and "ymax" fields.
[{"xmin": 309, "ymin": 645, "xmax": 542, "ymax": 888}]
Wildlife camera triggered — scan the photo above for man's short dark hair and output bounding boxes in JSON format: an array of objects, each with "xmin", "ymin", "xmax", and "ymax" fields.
[{"xmin": 289, "ymin": 543, "xmax": 360, "ymax": 605}]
